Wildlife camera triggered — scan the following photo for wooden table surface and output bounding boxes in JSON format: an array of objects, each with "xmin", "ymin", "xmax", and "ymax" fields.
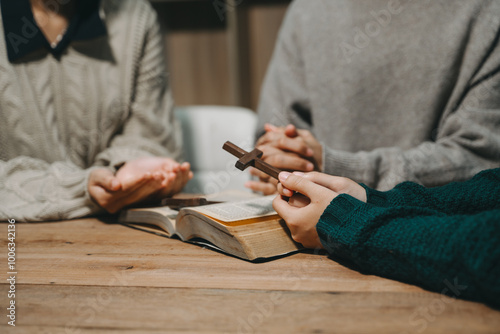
[{"xmin": 1, "ymin": 218, "xmax": 499, "ymax": 333}]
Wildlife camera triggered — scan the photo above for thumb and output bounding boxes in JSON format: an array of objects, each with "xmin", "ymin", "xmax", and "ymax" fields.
[
  {"xmin": 90, "ymin": 168, "xmax": 121, "ymax": 191},
  {"xmin": 284, "ymin": 124, "xmax": 299, "ymax": 138}
]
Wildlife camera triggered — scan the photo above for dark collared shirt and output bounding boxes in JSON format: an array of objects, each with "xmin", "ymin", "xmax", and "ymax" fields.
[{"xmin": 0, "ymin": 0, "xmax": 106, "ymax": 62}]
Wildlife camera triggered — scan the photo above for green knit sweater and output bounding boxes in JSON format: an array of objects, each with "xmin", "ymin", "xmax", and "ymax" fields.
[{"xmin": 317, "ymin": 168, "xmax": 500, "ymax": 308}]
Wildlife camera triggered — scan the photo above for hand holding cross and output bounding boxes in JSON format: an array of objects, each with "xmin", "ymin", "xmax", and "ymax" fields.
[{"xmin": 223, "ymin": 141, "xmax": 282, "ymax": 180}]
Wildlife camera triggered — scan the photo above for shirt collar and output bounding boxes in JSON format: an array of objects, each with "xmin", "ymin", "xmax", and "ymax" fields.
[{"xmin": 1, "ymin": 0, "xmax": 106, "ymax": 62}]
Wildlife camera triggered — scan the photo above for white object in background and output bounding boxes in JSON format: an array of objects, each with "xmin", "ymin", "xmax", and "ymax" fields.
[{"xmin": 175, "ymin": 106, "xmax": 257, "ymax": 194}]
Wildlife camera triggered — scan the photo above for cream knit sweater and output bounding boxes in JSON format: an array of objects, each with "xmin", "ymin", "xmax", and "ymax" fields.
[{"xmin": 0, "ymin": 0, "xmax": 182, "ymax": 221}]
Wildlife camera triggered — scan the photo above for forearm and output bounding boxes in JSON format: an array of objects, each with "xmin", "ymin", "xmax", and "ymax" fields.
[
  {"xmin": 0, "ymin": 157, "xmax": 103, "ymax": 222},
  {"xmin": 323, "ymin": 135, "xmax": 500, "ymax": 191},
  {"xmin": 323, "ymin": 64, "xmax": 500, "ymax": 190},
  {"xmin": 317, "ymin": 194, "xmax": 500, "ymax": 308},
  {"xmin": 363, "ymin": 168, "xmax": 500, "ymax": 214}
]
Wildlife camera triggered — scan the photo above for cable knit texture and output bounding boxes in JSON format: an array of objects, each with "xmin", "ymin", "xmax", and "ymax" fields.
[
  {"xmin": 317, "ymin": 168, "xmax": 500, "ymax": 308},
  {"xmin": 257, "ymin": 0, "xmax": 500, "ymax": 190},
  {"xmin": 0, "ymin": 0, "xmax": 182, "ymax": 222}
]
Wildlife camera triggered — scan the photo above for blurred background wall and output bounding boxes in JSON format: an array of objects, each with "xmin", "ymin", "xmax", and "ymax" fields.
[{"xmin": 150, "ymin": 0, "xmax": 292, "ymax": 111}]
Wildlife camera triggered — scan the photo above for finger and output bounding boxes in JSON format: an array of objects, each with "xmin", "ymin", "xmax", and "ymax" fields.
[
  {"xmin": 301, "ymin": 172, "xmax": 342, "ymax": 189},
  {"xmin": 249, "ymin": 167, "xmax": 269, "ymax": 180},
  {"xmin": 244, "ymin": 180, "xmax": 278, "ymax": 195},
  {"xmin": 170, "ymin": 163, "xmax": 181, "ymax": 173},
  {"xmin": 90, "ymin": 171, "xmax": 160, "ymax": 212},
  {"xmin": 263, "ymin": 152, "xmax": 314, "ymax": 171},
  {"xmin": 120, "ymin": 172, "xmax": 153, "ymax": 192},
  {"xmin": 172, "ymin": 170, "xmax": 189, "ymax": 192},
  {"xmin": 288, "ymin": 192, "xmax": 311, "ymax": 208},
  {"xmin": 160, "ymin": 159, "xmax": 180, "ymax": 172},
  {"xmin": 278, "ymin": 172, "xmax": 326, "ymax": 199},
  {"xmin": 264, "ymin": 123, "xmax": 281, "ymax": 132},
  {"xmin": 277, "ymin": 182, "xmax": 294, "ymax": 197},
  {"xmin": 180, "ymin": 161, "xmax": 191, "ymax": 171},
  {"xmin": 159, "ymin": 168, "xmax": 192, "ymax": 197},
  {"xmin": 272, "ymin": 195, "xmax": 299, "ymax": 222},
  {"xmin": 297, "ymin": 128, "xmax": 314, "ymax": 141},
  {"xmin": 256, "ymin": 131, "xmax": 285, "ymax": 146},
  {"xmin": 118, "ymin": 176, "xmax": 165, "ymax": 207},
  {"xmin": 91, "ymin": 169, "xmax": 121, "ymax": 191},
  {"xmin": 154, "ymin": 173, "xmax": 177, "ymax": 198},
  {"xmin": 276, "ymin": 137, "xmax": 313, "ymax": 157},
  {"xmin": 88, "ymin": 182, "xmax": 111, "ymax": 203},
  {"xmin": 284, "ymin": 124, "xmax": 299, "ymax": 138},
  {"xmin": 301, "ymin": 172, "xmax": 356, "ymax": 194}
]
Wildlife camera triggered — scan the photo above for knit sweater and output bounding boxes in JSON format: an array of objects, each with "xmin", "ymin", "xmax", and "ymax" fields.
[
  {"xmin": 258, "ymin": 0, "xmax": 500, "ymax": 190},
  {"xmin": 317, "ymin": 168, "xmax": 500, "ymax": 308},
  {"xmin": 0, "ymin": 0, "xmax": 182, "ymax": 221}
]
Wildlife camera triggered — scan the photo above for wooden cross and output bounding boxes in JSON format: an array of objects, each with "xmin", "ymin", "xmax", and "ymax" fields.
[{"xmin": 223, "ymin": 141, "xmax": 282, "ymax": 180}]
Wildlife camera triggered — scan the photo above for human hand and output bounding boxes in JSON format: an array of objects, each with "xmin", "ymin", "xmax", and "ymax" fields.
[
  {"xmin": 279, "ymin": 172, "xmax": 367, "ymax": 204},
  {"xmin": 257, "ymin": 124, "xmax": 323, "ymax": 171},
  {"xmin": 160, "ymin": 161, "xmax": 193, "ymax": 197},
  {"xmin": 244, "ymin": 144, "xmax": 314, "ymax": 194},
  {"xmin": 88, "ymin": 167, "xmax": 166, "ymax": 213},
  {"xmin": 246, "ymin": 124, "xmax": 323, "ymax": 195},
  {"xmin": 88, "ymin": 157, "xmax": 193, "ymax": 213},
  {"xmin": 116, "ymin": 157, "xmax": 193, "ymax": 198},
  {"xmin": 273, "ymin": 172, "xmax": 337, "ymax": 249},
  {"xmin": 273, "ymin": 171, "xmax": 367, "ymax": 248}
]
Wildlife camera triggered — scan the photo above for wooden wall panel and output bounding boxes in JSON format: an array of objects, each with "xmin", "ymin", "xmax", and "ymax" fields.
[
  {"xmin": 247, "ymin": 3, "xmax": 289, "ymax": 110},
  {"xmin": 151, "ymin": 0, "xmax": 291, "ymax": 109},
  {"xmin": 165, "ymin": 30, "xmax": 231, "ymax": 106}
]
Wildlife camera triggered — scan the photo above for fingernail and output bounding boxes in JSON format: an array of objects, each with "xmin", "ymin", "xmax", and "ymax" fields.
[
  {"xmin": 306, "ymin": 163, "xmax": 314, "ymax": 171},
  {"xmin": 279, "ymin": 172, "xmax": 290, "ymax": 181},
  {"xmin": 306, "ymin": 148, "xmax": 313, "ymax": 156}
]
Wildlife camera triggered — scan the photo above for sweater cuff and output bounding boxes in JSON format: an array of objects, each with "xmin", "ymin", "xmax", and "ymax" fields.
[
  {"xmin": 322, "ymin": 148, "xmax": 372, "ymax": 182},
  {"xmin": 316, "ymin": 194, "xmax": 367, "ymax": 252},
  {"xmin": 361, "ymin": 184, "xmax": 390, "ymax": 207}
]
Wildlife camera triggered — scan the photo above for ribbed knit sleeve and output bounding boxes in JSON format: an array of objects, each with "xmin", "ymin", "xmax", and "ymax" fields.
[
  {"xmin": 317, "ymin": 176, "xmax": 500, "ymax": 308},
  {"xmin": 363, "ymin": 168, "xmax": 500, "ymax": 215}
]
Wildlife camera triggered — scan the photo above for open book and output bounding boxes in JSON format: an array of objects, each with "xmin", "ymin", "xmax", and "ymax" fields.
[{"xmin": 118, "ymin": 195, "xmax": 302, "ymax": 261}]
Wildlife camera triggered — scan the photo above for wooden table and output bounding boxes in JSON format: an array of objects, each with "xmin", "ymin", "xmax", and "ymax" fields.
[{"xmin": 1, "ymin": 218, "xmax": 499, "ymax": 333}]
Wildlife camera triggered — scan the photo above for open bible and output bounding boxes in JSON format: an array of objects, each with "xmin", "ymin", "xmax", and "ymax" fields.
[{"xmin": 118, "ymin": 195, "xmax": 302, "ymax": 261}]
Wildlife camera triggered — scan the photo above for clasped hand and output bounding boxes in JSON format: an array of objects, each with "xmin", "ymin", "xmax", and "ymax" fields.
[
  {"xmin": 246, "ymin": 123, "xmax": 323, "ymax": 194},
  {"xmin": 88, "ymin": 157, "xmax": 193, "ymax": 213},
  {"xmin": 273, "ymin": 171, "xmax": 366, "ymax": 249}
]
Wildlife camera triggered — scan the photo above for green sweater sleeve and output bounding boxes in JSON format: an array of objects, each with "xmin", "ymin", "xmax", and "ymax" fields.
[
  {"xmin": 317, "ymin": 189, "xmax": 500, "ymax": 308},
  {"xmin": 363, "ymin": 168, "xmax": 500, "ymax": 215}
]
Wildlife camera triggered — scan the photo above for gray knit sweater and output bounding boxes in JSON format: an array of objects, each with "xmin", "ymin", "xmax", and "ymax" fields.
[
  {"xmin": 258, "ymin": 0, "xmax": 500, "ymax": 190},
  {"xmin": 0, "ymin": 0, "xmax": 182, "ymax": 221}
]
